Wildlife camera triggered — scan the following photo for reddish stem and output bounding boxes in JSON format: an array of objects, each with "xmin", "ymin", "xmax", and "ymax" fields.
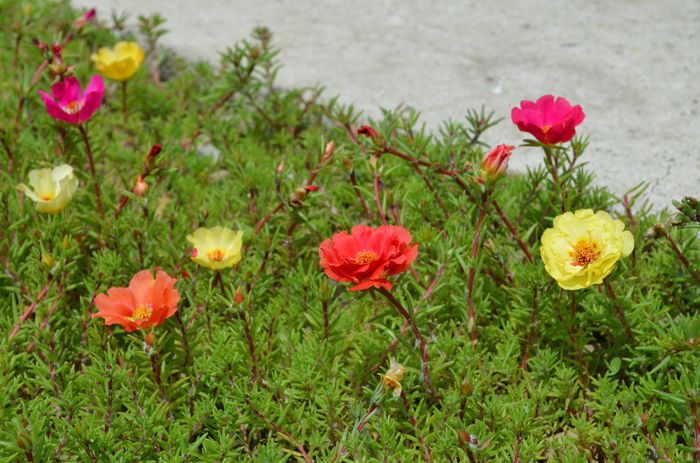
[
  {"xmin": 400, "ymin": 391, "xmax": 431, "ymax": 462},
  {"xmin": 604, "ymin": 280, "xmax": 636, "ymax": 344},
  {"xmin": 9, "ymin": 273, "xmax": 55, "ymax": 340},
  {"xmin": 377, "ymin": 287, "xmax": 435, "ymax": 398},
  {"xmin": 492, "ymin": 199, "xmax": 534, "ymax": 263},
  {"xmin": 466, "ymin": 190, "xmax": 490, "ymax": 347},
  {"xmin": 520, "ymin": 286, "xmax": 538, "ymax": 369},
  {"xmin": 657, "ymin": 226, "xmax": 700, "ymax": 287},
  {"xmin": 78, "ymin": 124, "xmax": 104, "ymax": 218},
  {"xmin": 373, "ymin": 164, "xmax": 387, "ymax": 225}
]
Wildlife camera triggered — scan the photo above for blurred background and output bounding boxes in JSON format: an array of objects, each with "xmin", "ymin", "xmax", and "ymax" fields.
[{"xmin": 73, "ymin": 0, "xmax": 700, "ymax": 209}]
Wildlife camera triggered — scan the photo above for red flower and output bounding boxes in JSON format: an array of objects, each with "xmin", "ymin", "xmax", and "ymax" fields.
[
  {"xmin": 319, "ymin": 225, "xmax": 418, "ymax": 291},
  {"xmin": 92, "ymin": 269, "xmax": 180, "ymax": 332},
  {"xmin": 511, "ymin": 95, "xmax": 585, "ymax": 145},
  {"xmin": 480, "ymin": 144, "xmax": 515, "ymax": 182}
]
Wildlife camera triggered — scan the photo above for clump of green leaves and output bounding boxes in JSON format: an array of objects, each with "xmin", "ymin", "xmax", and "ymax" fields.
[{"xmin": 1, "ymin": 0, "xmax": 699, "ymax": 461}]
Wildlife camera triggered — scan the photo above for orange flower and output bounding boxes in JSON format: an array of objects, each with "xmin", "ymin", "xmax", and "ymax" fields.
[{"xmin": 92, "ymin": 269, "xmax": 180, "ymax": 332}]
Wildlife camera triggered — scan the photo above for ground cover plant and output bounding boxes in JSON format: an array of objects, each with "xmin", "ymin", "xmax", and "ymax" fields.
[{"xmin": 1, "ymin": 1, "xmax": 700, "ymax": 461}]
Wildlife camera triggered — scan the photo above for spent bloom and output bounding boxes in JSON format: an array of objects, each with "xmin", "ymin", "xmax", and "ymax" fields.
[
  {"xmin": 511, "ymin": 95, "xmax": 585, "ymax": 145},
  {"xmin": 382, "ymin": 361, "xmax": 407, "ymax": 397},
  {"xmin": 479, "ymin": 144, "xmax": 515, "ymax": 182},
  {"xmin": 187, "ymin": 226, "xmax": 243, "ymax": 270},
  {"xmin": 92, "ymin": 269, "xmax": 180, "ymax": 332},
  {"xmin": 91, "ymin": 41, "xmax": 145, "ymax": 82},
  {"xmin": 38, "ymin": 75, "xmax": 104, "ymax": 124},
  {"xmin": 541, "ymin": 209, "xmax": 634, "ymax": 290},
  {"xmin": 17, "ymin": 164, "xmax": 78, "ymax": 213},
  {"xmin": 319, "ymin": 224, "xmax": 418, "ymax": 291}
]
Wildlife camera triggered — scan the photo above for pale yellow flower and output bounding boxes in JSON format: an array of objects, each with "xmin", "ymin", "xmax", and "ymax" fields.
[
  {"xmin": 541, "ymin": 209, "xmax": 634, "ymax": 290},
  {"xmin": 382, "ymin": 361, "xmax": 407, "ymax": 397},
  {"xmin": 18, "ymin": 164, "xmax": 78, "ymax": 213},
  {"xmin": 187, "ymin": 226, "xmax": 243, "ymax": 270},
  {"xmin": 91, "ymin": 41, "xmax": 145, "ymax": 82}
]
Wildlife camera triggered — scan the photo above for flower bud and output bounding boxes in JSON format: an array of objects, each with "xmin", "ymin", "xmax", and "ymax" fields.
[
  {"xmin": 479, "ymin": 144, "xmax": 515, "ymax": 183},
  {"xmin": 73, "ymin": 8, "xmax": 96, "ymax": 30},
  {"xmin": 134, "ymin": 176, "xmax": 147, "ymax": 197},
  {"xmin": 357, "ymin": 125, "xmax": 384, "ymax": 146},
  {"xmin": 234, "ymin": 287, "xmax": 245, "ymax": 304},
  {"xmin": 144, "ymin": 144, "xmax": 162, "ymax": 172}
]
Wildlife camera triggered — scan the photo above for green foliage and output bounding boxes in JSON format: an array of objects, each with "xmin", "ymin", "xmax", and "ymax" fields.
[{"xmin": 1, "ymin": 0, "xmax": 699, "ymax": 461}]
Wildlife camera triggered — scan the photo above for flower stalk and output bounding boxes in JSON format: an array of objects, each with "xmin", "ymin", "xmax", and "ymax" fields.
[
  {"xmin": 466, "ymin": 189, "xmax": 491, "ymax": 347},
  {"xmin": 78, "ymin": 124, "xmax": 104, "ymax": 218},
  {"xmin": 377, "ymin": 287, "xmax": 434, "ymax": 398}
]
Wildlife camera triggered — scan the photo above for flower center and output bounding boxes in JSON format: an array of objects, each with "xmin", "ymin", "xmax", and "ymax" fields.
[
  {"xmin": 63, "ymin": 100, "xmax": 84, "ymax": 114},
  {"xmin": 354, "ymin": 250, "xmax": 378, "ymax": 264},
  {"xmin": 542, "ymin": 124, "xmax": 552, "ymax": 133},
  {"xmin": 127, "ymin": 305, "xmax": 152, "ymax": 322},
  {"xmin": 207, "ymin": 248, "xmax": 225, "ymax": 262},
  {"xmin": 569, "ymin": 240, "xmax": 599, "ymax": 267},
  {"xmin": 41, "ymin": 193, "xmax": 55, "ymax": 201}
]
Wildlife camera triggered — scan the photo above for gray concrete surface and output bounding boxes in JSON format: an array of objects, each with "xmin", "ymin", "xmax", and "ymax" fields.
[{"xmin": 74, "ymin": 0, "xmax": 700, "ymax": 210}]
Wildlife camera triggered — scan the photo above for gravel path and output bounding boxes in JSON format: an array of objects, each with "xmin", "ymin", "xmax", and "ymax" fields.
[{"xmin": 73, "ymin": 0, "xmax": 700, "ymax": 210}]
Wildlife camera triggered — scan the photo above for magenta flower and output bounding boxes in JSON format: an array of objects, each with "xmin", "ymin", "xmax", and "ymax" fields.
[
  {"xmin": 38, "ymin": 76, "xmax": 104, "ymax": 125},
  {"xmin": 511, "ymin": 95, "xmax": 585, "ymax": 145}
]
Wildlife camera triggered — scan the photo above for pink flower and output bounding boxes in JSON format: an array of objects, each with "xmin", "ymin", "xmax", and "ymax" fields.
[
  {"xmin": 38, "ymin": 76, "xmax": 104, "ymax": 125},
  {"xmin": 511, "ymin": 95, "xmax": 585, "ymax": 145},
  {"xmin": 480, "ymin": 144, "xmax": 515, "ymax": 182}
]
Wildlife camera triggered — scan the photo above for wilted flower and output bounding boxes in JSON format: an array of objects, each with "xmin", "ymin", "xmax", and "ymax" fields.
[
  {"xmin": 187, "ymin": 226, "xmax": 243, "ymax": 270},
  {"xmin": 319, "ymin": 225, "xmax": 418, "ymax": 291},
  {"xmin": 479, "ymin": 144, "xmax": 515, "ymax": 182},
  {"xmin": 511, "ymin": 95, "xmax": 585, "ymax": 145},
  {"xmin": 541, "ymin": 209, "xmax": 634, "ymax": 290},
  {"xmin": 17, "ymin": 164, "xmax": 78, "ymax": 213},
  {"xmin": 91, "ymin": 41, "xmax": 145, "ymax": 82},
  {"xmin": 382, "ymin": 361, "xmax": 407, "ymax": 397},
  {"xmin": 92, "ymin": 269, "xmax": 180, "ymax": 332},
  {"xmin": 38, "ymin": 76, "xmax": 104, "ymax": 124}
]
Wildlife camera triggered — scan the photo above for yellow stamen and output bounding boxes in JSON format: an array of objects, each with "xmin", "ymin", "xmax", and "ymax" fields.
[
  {"xmin": 63, "ymin": 100, "xmax": 84, "ymax": 114},
  {"xmin": 354, "ymin": 250, "xmax": 378, "ymax": 264},
  {"xmin": 207, "ymin": 249, "xmax": 225, "ymax": 262},
  {"xmin": 569, "ymin": 240, "xmax": 599, "ymax": 267},
  {"xmin": 127, "ymin": 305, "xmax": 152, "ymax": 322},
  {"xmin": 41, "ymin": 194, "xmax": 55, "ymax": 201},
  {"xmin": 542, "ymin": 124, "xmax": 552, "ymax": 133}
]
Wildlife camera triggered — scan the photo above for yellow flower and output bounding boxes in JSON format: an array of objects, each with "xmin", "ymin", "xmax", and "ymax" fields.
[
  {"xmin": 187, "ymin": 226, "xmax": 243, "ymax": 270},
  {"xmin": 541, "ymin": 209, "xmax": 634, "ymax": 290},
  {"xmin": 18, "ymin": 164, "xmax": 78, "ymax": 213},
  {"xmin": 91, "ymin": 41, "xmax": 144, "ymax": 82},
  {"xmin": 382, "ymin": 361, "xmax": 407, "ymax": 397}
]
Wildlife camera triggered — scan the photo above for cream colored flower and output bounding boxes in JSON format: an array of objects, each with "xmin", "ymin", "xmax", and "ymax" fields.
[
  {"xmin": 187, "ymin": 226, "xmax": 243, "ymax": 270},
  {"xmin": 382, "ymin": 361, "xmax": 407, "ymax": 397},
  {"xmin": 541, "ymin": 209, "xmax": 634, "ymax": 290},
  {"xmin": 18, "ymin": 164, "xmax": 78, "ymax": 213},
  {"xmin": 91, "ymin": 41, "xmax": 145, "ymax": 82}
]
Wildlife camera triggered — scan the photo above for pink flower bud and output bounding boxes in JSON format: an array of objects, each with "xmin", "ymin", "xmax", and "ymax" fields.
[
  {"xmin": 73, "ymin": 8, "xmax": 96, "ymax": 30},
  {"xmin": 134, "ymin": 176, "xmax": 148, "ymax": 197},
  {"xmin": 479, "ymin": 144, "xmax": 515, "ymax": 182}
]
